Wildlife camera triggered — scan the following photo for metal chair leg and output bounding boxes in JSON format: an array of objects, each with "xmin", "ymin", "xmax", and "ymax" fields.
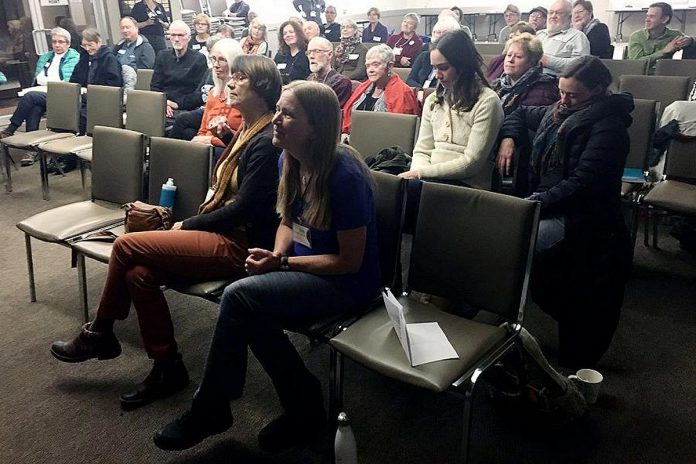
[
  {"xmin": 652, "ymin": 210, "xmax": 659, "ymax": 249},
  {"xmin": 24, "ymin": 234, "xmax": 36, "ymax": 302},
  {"xmin": 459, "ymin": 376, "xmax": 478, "ymax": 464},
  {"xmin": 3, "ymin": 145, "xmax": 12, "ymax": 192},
  {"xmin": 76, "ymin": 253, "xmax": 89, "ymax": 323},
  {"xmin": 79, "ymin": 159, "xmax": 87, "ymax": 191},
  {"xmin": 644, "ymin": 207, "xmax": 651, "ymax": 247},
  {"xmin": 38, "ymin": 150, "xmax": 50, "ymax": 200}
]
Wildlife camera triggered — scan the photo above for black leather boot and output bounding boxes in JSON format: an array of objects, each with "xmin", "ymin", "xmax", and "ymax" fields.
[
  {"xmin": 120, "ymin": 354, "xmax": 189, "ymax": 411},
  {"xmin": 50, "ymin": 323, "xmax": 122, "ymax": 363}
]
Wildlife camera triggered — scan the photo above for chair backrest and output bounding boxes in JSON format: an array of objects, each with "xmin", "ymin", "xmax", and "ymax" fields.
[
  {"xmin": 135, "ymin": 68, "xmax": 155, "ymax": 91},
  {"xmin": 350, "ymin": 111, "xmax": 419, "ymax": 159},
  {"xmin": 664, "ymin": 139, "xmax": 696, "ymax": 180},
  {"xmin": 410, "ymin": 183, "xmax": 539, "ymax": 322},
  {"xmin": 655, "ymin": 59, "xmax": 696, "ymax": 82},
  {"xmin": 481, "ymin": 54, "xmax": 499, "ymax": 72},
  {"xmin": 475, "ymin": 42, "xmax": 504, "ymax": 55},
  {"xmin": 600, "ymin": 59, "xmax": 648, "ymax": 88},
  {"xmin": 85, "ymin": 85, "xmax": 123, "ymax": 135},
  {"xmin": 619, "ymin": 75, "xmax": 691, "ymax": 118},
  {"xmin": 392, "ymin": 67, "xmax": 410, "ymax": 82},
  {"xmin": 91, "ymin": 126, "xmax": 145, "ymax": 203},
  {"xmin": 46, "ymin": 81, "xmax": 81, "ymax": 133},
  {"xmin": 148, "ymin": 137, "xmax": 212, "ymax": 221},
  {"xmin": 125, "ymin": 89, "xmax": 167, "ymax": 137},
  {"xmin": 626, "ymin": 98, "xmax": 658, "ymax": 170},
  {"xmin": 372, "ymin": 171, "xmax": 407, "ymax": 290}
]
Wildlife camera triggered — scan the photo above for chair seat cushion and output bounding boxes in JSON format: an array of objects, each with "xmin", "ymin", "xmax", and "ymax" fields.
[
  {"xmin": 38, "ymin": 136, "xmax": 92, "ymax": 155},
  {"xmin": 17, "ymin": 200, "xmax": 123, "ymax": 242},
  {"xmin": 168, "ymin": 278, "xmax": 233, "ymax": 300},
  {"xmin": 76, "ymin": 147, "xmax": 92, "ymax": 161},
  {"xmin": 330, "ymin": 297, "xmax": 508, "ymax": 393},
  {"xmin": 643, "ymin": 180, "xmax": 696, "ymax": 215},
  {"xmin": 2, "ymin": 130, "xmax": 74, "ymax": 149},
  {"xmin": 621, "ymin": 181, "xmax": 641, "ymax": 197},
  {"xmin": 71, "ymin": 225, "xmax": 125, "ymax": 264}
]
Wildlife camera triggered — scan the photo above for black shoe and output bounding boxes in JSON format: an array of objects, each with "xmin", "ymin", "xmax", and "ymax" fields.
[
  {"xmin": 50, "ymin": 323, "xmax": 122, "ymax": 363},
  {"xmin": 20, "ymin": 153, "xmax": 36, "ymax": 166},
  {"xmin": 154, "ymin": 405, "xmax": 233, "ymax": 451},
  {"xmin": 258, "ymin": 413, "xmax": 326, "ymax": 452},
  {"xmin": 120, "ymin": 354, "xmax": 190, "ymax": 411}
]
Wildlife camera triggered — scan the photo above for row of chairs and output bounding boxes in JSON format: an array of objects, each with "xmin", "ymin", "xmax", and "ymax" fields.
[
  {"xmin": 2, "ymin": 81, "xmax": 168, "ymax": 199},
  {"xmin": 17, "ymin": 122, "xmax": 541, "ymax": 462}
]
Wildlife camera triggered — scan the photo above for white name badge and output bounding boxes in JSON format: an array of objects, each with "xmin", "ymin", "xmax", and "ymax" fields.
[
  {"xmin": 293, "ymin": 222, "xmax": 312, "ymax": 248},
  {"xmin": 204, "ymin": 188, "xmax": 215, "ymax": 203},
  {"xmin": 147, "ymin": 11, "xmax": 156, "ymax": 18},
  {"xmin": 348, "ymin": 53, "xmax": 359, "ymax": 60},
  {"xmin": 409, "ymin": 40, "xmax": 414, "ymax": 46},
  {"xmin": 44, "ymin": 62, "xmax": 50, "ymax": 68},
  {"xmin": 373, "ymin": 36, "xmax": 381, "ymax": 42},
  {"xmin": 393, "ymin": 47, "xmax": 403, "ymax": 55},
  {"xmin": 192, "ymin": 44, "xmax": 201, "ymax": 50},
  {"xmin": 277, "ymin": 63, "xmax": 287, "ymax": 70},
  {"xmin": 118, "ymin": 49, "xmax": 126, "ymax": 54},
  {"xmin": 310, "ymin": 10, "xmax": 317, "ymax": 17}
]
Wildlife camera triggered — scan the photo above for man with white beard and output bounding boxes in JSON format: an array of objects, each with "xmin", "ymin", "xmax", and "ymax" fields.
[
  {"xmin": 536, "ymin": 0, "xmax": 590, "ymax": 75},
  {"xmin": 306, "ymin": 37, "xmax": 352, "ymax": 108}
]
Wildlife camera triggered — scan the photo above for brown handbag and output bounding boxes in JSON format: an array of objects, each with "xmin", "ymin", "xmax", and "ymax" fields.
[{"xmin": 122, "ymin": 201, "xmax": 173, "ymax": 233}]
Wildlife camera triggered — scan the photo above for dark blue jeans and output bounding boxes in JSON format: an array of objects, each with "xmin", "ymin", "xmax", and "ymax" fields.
[
  {"xmin": 194, "ymin": 271, "xmax": 362, "ymax": 417},
  {"xmin": 10, "ymin": 91, "xmax": 47, "ymax": 132}
]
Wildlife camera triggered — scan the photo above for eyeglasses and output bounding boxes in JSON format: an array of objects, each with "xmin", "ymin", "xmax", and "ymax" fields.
[
  {"xmin": 169, "ymin": 33, "xmax": 188, "ymax": 38},
  {"xmin": 230, "ymin": 72, "xmax": 248, "ymax": 83},
  {"xmin": 307, "ymin": 49, "xmax": 331, "ymax": 55},
  {"xmin": 209, "ymin": 56, "xmax": 228, "ymax": 64}
]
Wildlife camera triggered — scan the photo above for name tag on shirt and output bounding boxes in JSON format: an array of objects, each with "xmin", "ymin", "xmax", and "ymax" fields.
[
  {"xmin": 147, "ymin": 11, "xmax": 156, "ymax": 19},
  {"xmin": 373, "ymin": 36, "xmax": 381, "ymax": 42},
  {"xmin": 393, "ymin": 47, "xmax": 403, "ymax": 55},
  {"xmin": 192, "ymin": 44, "xmax": 201, "ymax": 50},
  {"xmin": 204, "ymin": 188, "xmax": 215, "ymax": 203},
  {"xmin": 44, "ymin": 62, "xmax": 50, "ymax": 68},
  {"xmin": 349, "ymin": 53, "xmax": 359, "ymax": 60},
  {"xmin": 277, "ymin": 63, "xmax": 287, "ymax": 70},
  {"xmin": 118, "ymin": 49, "xmax": 126, "ymax": 54},
  {"xmin": 310, "ymin": 10, "xmax": 317, "ymax": 17},
  {"xmin": 293, "ymin": 222, "xmax": 312, "ymax": 248}
]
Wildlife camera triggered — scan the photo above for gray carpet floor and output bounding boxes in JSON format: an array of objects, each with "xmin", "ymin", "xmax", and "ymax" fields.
[{"xmin": 1, "ymin": 159, "xmax": 695, "ymax": 464}]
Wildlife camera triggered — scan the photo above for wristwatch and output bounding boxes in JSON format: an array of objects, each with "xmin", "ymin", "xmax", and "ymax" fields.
[{"xmin": 280, "ymin": 253, "xmax": 290, "ymax": 271}]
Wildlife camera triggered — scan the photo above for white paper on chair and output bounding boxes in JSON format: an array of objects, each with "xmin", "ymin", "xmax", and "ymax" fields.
[
  {"xmin": 17, "ymin": 85, "xmax": 47, "ymax": 96},
  {"xmin": 382, "ymin": 289, "xmax": 459, "ymax": 367}
]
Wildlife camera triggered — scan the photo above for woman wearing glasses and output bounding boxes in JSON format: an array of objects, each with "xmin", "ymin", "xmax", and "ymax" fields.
[
  {"xmin": 155, "ymin": 80, "xmax": 380, "ymax": 454},
  {"xmin": 50, "ymin": 55, "xmax": 283, "ymax": 412},
  {"xmin": 190, "ymin": 13, "xmax": 211, "ymax": 57}
]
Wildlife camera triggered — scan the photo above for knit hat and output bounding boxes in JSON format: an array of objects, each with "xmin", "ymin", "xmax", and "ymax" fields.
[{"xmin": 529, "ymin": 6, "xmax": 548, "ymax": 17}]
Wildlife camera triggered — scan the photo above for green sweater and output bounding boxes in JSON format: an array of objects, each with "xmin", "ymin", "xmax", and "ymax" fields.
[{"xmin": 628, "ymin": 28, "xmax": 683, "ymax": 70}]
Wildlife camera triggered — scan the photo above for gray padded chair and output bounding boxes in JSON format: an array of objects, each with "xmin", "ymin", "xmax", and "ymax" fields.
[
  {"xmin": 392, "ymin": 67, "xmax": 410, "ymax": 82},
  {"xmin": 135, "ymin": 68, "xmax": 155, "ymax": 91},
  {"xmin": 350, "ymin": 111, "xmax": 419, "ymax": 159},
  {"xmin": 125, "ymin": 89, "xmax": 167, "ymax": 137},
  {"xmin": 329, "ymin": 183, "xmax": 539, "ymax": 463},
  {"xmin": 619, "ymin": 75, "xmax": 691, "ymax": 119},
  {"xmin": 655, "ymin": 59, "xmax": 696, "ymax": 82},
  {"xmin": 474, "ymin": 42, "xmax": 504, "ymax": 55},
  {"xmin": 36, "ymin": 85, "xmax": 123, "ymax": 200},
  {"xmin": 642, "ymin": 139, "xmax": 696, "ymax": 249},
  {"xmin": 16, "ymin": 126, "xmax": 145, "ymax": 303},
  {"xmin": 3, "ymin": 81, "xmax": 81, "ymax": 192},
  {"xmin": 71, "ymin": 137, "xmax": 211, "ymax": 321},
  {"xmin": 601, "ymin": 59, "xmax": 648, "ymax": 89}
]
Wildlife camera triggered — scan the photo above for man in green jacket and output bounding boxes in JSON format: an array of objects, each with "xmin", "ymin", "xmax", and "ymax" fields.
[
  {"xmin": 1, "ymin": 26, "xmax": 80, "ymax": 141},
  {"xmin": 628, "ymin": 2, "xmax": 693, "ymax": 72}
]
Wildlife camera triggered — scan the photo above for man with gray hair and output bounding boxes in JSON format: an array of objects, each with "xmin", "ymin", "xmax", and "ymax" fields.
[
  {"xmin": 499, "ymin": 4, "xmax": 522, "ymax": 43},
  {"xmin": 387, "ymin": 12, "xmax": 423, "ymax": 67},
  {"xmin": 303, "ymin": 20, "xmax": 321, "ymax": 41},
  {"xmin": 306, "ymin": 37, "xmax": 352, "ymax": 107},
  {"xmin": 536, "ymin": 0, "xmax": 590, "ymax": 75},
  {"xmin": 150, "ymin": 20, "xmax": 208, "ymax": 119},
  {"xmin": 0, "ymin": 27, "xmax": 80, "ymax": 142},
  {"xmin": 322, "ymin": 5, "xmax": 340, "ymax": 41}
]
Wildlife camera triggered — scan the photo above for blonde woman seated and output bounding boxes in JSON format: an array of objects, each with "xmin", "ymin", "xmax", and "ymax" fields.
[
  {"xmin": 241, "ymin": 18, "xmax": 269, "ymax": 56},
  {"xmin": 399, "ymin": 30, "xmax": 504, "ymax": 189},
  {"xmin": 341, "ymin": 44, "xmax": 419, "ymax": 142}
]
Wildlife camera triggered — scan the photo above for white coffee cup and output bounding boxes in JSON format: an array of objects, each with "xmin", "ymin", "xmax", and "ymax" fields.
[{"xmin": 568, "ymin": 368, "xmax": 603, "ymax": 405}]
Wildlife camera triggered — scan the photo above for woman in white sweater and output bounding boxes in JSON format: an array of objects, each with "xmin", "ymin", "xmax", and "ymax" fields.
[{"xmin": 399, "ymin": 30, "xmax": 504, "ymax": 189}]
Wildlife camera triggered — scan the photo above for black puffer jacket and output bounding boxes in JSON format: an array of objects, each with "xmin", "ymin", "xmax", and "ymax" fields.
[
  {"xmin": 499, "ymin": 92, "xmax": 633, "ymax": 239},
  {"xmin": 69, "ymin": 45, "xmax": 123, "ymax": 88}
]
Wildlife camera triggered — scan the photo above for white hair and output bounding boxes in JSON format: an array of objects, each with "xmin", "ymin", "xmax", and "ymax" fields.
[
  {"xmin": 366, "ymin": 43, "xmax": 394, "ymax": 65},
  {"xmin": 210, "ymin": 38, "xmax": 243, "ymax": 98},
  {"xmin": 169, "ymin": 20, "xmax": 191, "ymax": 36},
  {"xmin": 50, "ymin": 27, "xmax": 71, "ymax": 45}
]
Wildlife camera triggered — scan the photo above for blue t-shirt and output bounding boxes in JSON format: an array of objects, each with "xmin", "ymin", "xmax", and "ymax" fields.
[{"xmin": 279, "ymin": 149, "xmax": 381, "ymax": 302}]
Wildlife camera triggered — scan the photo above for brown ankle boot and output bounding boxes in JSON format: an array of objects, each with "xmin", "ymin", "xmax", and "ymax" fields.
[{"xmin": 50, "ymin": 323, "xmax": 121, "ymax": 363}]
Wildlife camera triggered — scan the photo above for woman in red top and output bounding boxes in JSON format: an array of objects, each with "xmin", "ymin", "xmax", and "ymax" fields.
[{"xmin": 341, "ymin": 44, "xmax": 419, "ymax": 141}]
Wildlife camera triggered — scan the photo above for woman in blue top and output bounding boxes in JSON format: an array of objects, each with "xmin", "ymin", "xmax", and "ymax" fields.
[
  {"xmin": 154, "ymin": 81, "xmax": 380, "ymax": 453},
  {"xmin": 362, "ymin": 7, "xmax": 389, "ymax": 43}
]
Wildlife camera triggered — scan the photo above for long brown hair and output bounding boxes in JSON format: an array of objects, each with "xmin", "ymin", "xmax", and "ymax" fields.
[{"xmin": 276, "ymin": 81, "xmax": 341, "ymax": 230}]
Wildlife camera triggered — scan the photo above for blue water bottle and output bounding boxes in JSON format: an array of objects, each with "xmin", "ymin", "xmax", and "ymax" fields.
[{"xmin": 159, "ymin": 177, "xmax": 177, "ymax": 209}]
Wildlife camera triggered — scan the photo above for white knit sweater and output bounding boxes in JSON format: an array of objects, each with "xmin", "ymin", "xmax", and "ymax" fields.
[{"xmin": 410, "ymin": 86, "xmax": 504, "ymax": 189}]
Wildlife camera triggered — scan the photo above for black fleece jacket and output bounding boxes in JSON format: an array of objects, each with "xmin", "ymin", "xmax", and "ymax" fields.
[{"xmin": 150, "ymin": 47, "xmax": 208, "ymax": 110}]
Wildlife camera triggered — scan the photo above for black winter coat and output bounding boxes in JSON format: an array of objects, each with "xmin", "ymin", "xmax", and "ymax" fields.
[{"xmin": 69, "ymin": 45, "xmax": 123, "ymax": 88}]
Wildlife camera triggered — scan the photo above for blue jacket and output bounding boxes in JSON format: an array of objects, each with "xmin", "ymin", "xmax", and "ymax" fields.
[{"xmin": 33, "ymin": 48, "xmax": 80, "ymax": 84}]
